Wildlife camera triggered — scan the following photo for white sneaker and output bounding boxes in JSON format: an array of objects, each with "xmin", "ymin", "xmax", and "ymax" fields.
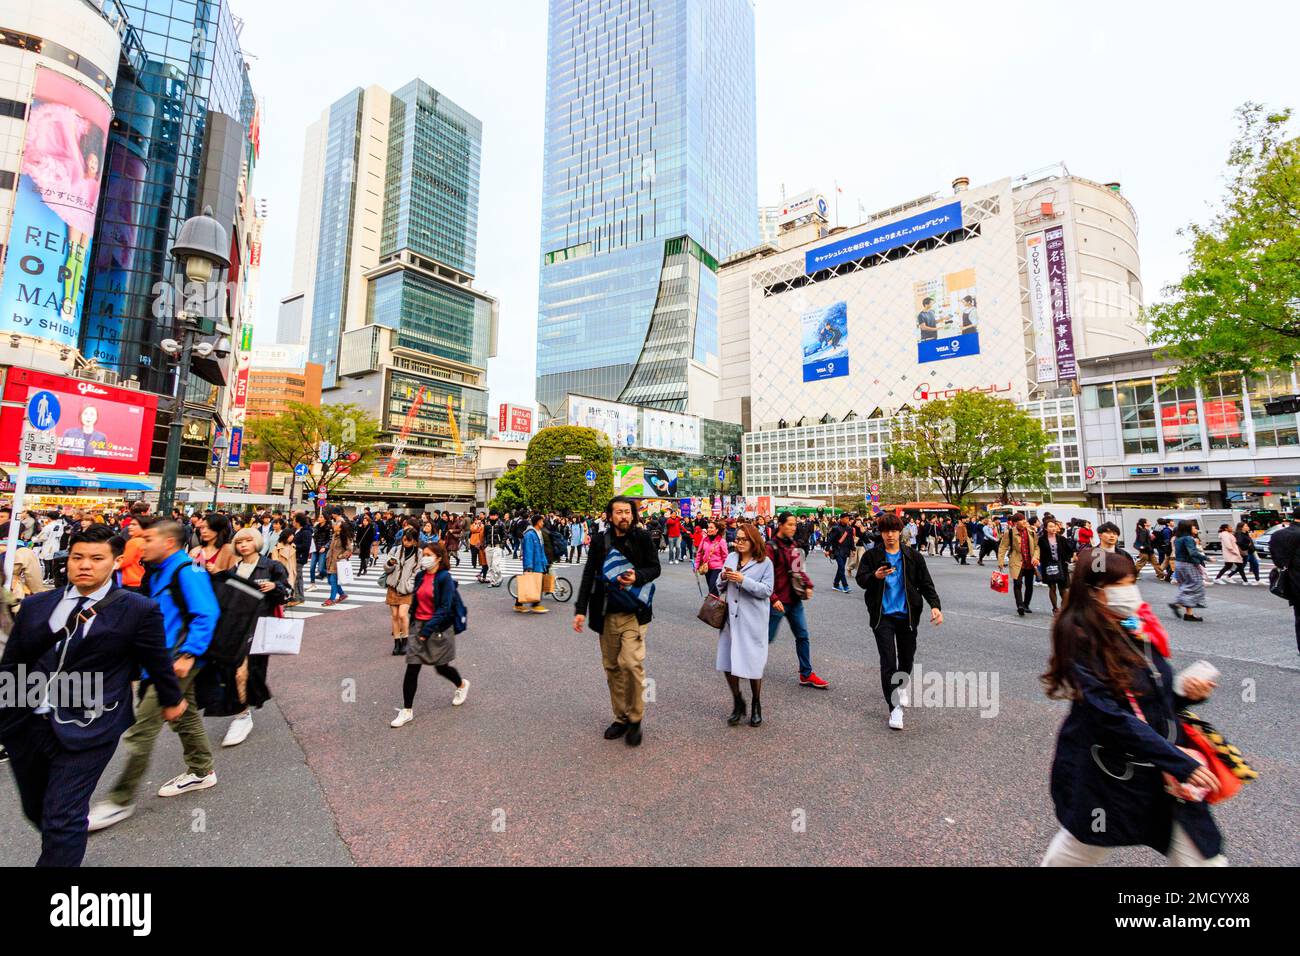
[
  {"xmin": 889, "ymin": 706, "xmax": 904, "ymax": 730},
  {"xmin": 158, "ymin": 770, "xmax": 216, "ymax": 797},
  {"xmin": 897, "ymin": 687, "xmax": 910, "ymax": 708},
  {"xmin": 87, "ymin": 800, "xmax": 134, "ymax": 832},
  {"xmin": 390, "ymin": 708, "xmax": 414, "ymax": 728},
  {"xmin": 221, "ymin": 711, "xmax": 253, "ymax": 747},
  {"xmin": 452, "ymin": 680, "xmax": 470, "ymax": 706}
]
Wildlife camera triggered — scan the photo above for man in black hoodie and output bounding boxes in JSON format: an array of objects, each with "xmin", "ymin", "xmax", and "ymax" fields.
[
  {"xmin": 573, "ymin": 496, "xmax": 661, "ymax": 747},
  {"xmin": 855, "ymin": 512, "xmax": 942, "ymax": 731}
]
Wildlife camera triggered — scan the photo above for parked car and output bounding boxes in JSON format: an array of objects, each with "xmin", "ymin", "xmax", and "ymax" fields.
[{"xmin": 1255, "ymin": 528, "xmax": 1276, "ymax": 560}]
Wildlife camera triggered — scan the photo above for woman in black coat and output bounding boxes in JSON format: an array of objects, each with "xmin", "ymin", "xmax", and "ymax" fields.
[
  {"xmin": 1037, "ymin": 517, "xmax": 1076, "ymax": 614},
  {"xmin": 218, "ymin": 527, "xmax": 291, "ymax": 747},
  {"xmin": 1040, "ymin": 550, "xmax": 1226, "ymax": 865}
]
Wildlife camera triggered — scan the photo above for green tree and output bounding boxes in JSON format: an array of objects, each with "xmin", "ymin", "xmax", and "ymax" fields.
[
  {"xmin": 243, "ymin": 402, "xmax": 383, "ymax": 501},
  {"xmin": 522, "ymin": 426, "xmax": 614, "ymax": 513},
  {"xmin": 1147, "ymin": 103, "xmax": 1300, "ymax": 378},
  {"xmin": 885, "ymin": 392, "xmax": 1050, "ymax": 504},
  {"xmin": 487, "ymin": 466, "xmax": 528, "ymax": 514}
]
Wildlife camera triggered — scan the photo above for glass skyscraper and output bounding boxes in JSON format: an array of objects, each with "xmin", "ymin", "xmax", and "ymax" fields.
[
  {"xmin": 80, "ymin": 0, "xmax": 257, "ymax": 397},
  {"xmin": 535, "ymin": 0, "xmax": 759, "ymax": 419},
  {"xmin": 290, "ymin": 79, "xmax": 494, "ymax": 456}
]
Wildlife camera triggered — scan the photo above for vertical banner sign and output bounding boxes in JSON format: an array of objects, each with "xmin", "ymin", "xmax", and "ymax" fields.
[
  {"xmin": 1045, "ymin": 226, "xmax": 1078, "ymax": 381},
  {"xmin": 0, "ymin": 67, "xmax": 112, "ymax": 347},
  {"xmin": 227, "ymin": 426, "xmax": 243, "ymax": 467},
  {"xmin": 1025, "ymin": 231, "xmax": 1056, "ymax": 383}
]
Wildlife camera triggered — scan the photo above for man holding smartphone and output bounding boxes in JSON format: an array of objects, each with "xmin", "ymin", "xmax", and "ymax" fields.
[{"xmin": 856, "ymin": 513, "xmax": 942, "ymax": 730}]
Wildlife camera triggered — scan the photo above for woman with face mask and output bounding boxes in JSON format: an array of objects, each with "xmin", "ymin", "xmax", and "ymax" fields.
[
  {"xmin": 1040, "ymin": 549, "xmax": 1226, "ymax": 866},
  {"xmin": 391, "ymin": 543, "xmax": 469, "ymax": 727}
]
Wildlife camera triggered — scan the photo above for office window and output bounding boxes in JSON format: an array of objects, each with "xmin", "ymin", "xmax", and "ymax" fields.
[
  {"xmin": 1155, "ymin": 376, "xmax": 1202, "ymax": 453},
  {"xmin": 1116, "ymin": 378, "xmax": 1158, "ymax": 454},
  {"xmin": 1247, "ymin": 373, "xmax": 1299, "ymax": 448},
  {"xmin": 1202, "ymin": 374, "xmax": 1247, "ymax": 450}
]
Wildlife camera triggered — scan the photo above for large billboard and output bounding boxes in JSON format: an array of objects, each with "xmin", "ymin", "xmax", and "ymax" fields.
[
  {"xmin": 914, "ymin": 268, "xmax": 980, "ymax": 364},
  {"xmin": 805, "ymin": 201, "xmax": 962, "ymax": 274},
  {"xmin": 1025, "ymin": 231, "xmax": 1056, "ymax": 382},
  {"xmin": 0, "ymin": 368, "xmax": 158, "ymax": 475},
  {"xmin": 748, "ymin": 181, "xmax": 1030, "ymax": 426},
  {"xmin": 642, "ymin": 408, "xmax": 701, "ymax": 454},
  {"xmin": 497, "ymin": 402, "xmax": 534, "ymax": 442},
  {"xmin": 1045, "ymin": 225, "xmax": 1078, "ymax": 381},
  {"xmin": 0, "ymin": 68, "xmax": 112, "ymax": 348},
  {"xmin": 801, "ymin": 300, "xmax": 849, "ymax": 382},
  {"xmin": 569, "ymin": 395, "xmax": 638, "ymax": 449}
]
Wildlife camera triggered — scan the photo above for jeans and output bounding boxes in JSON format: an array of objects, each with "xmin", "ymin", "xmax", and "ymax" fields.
[
  {"xmin": 833, "ymin": 554, "xmax": 848, "ymax": 589},
  {"xmin": 329, "ymin": 572, "xmax": 344, "ymax": 600},
  {"xmin": 705, "ymin": 568, "xmax": 721, "ymax": 596},
  {"xmin": 667, "ymin": 537, "xmax": 681, "ymax": 562},
  {"xmin": 1014, "ymin": 568, "xmax": 1035, "ymax": 609},
  {"xmin": 292, "ymin": 563, "xmax": 305, "ymax": 602},
  {"xmin": 311, "ymin": 550, "xmax": 328, "ymax": 583},
  {"xmin": 768, "ymin": 599, "xmax": 812, "ymax": 679},
  {"xmin": 1244, "ymin": 552, "xmax": 1261, "ymax": 581},
  {"xmin": 682, "ymin": 536, "xmax": 695, "ymax": 560}
]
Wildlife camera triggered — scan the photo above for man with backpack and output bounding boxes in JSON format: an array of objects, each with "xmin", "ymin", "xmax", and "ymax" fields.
[{"xmin": 88, "ymin": 520, "xmax": 220, "ymax": 832}]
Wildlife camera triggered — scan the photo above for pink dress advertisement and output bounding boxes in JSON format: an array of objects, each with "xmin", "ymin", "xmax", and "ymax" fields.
[{"xmin": 0, "ymin": 67, "xmax": 112, "ymax": 347}]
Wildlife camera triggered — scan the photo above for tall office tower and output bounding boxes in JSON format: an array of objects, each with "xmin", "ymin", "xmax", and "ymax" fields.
[
  {"xmin": 285, "ymin": 80, "xmax": 496, "ymax": 458},
  {"xmin": 535, "ymin": 0, "xmax": 759, "ymax": 421}
]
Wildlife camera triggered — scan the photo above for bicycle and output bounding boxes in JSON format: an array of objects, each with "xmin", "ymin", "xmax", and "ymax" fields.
[{"xmin": 507, "ymin": 572, "xmax": 573, "ymax": 602}]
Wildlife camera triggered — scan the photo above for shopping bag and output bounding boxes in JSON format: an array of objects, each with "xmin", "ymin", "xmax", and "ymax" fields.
[
  {"xmin": 251, "ymin": 617, "xmax": 304, "ymax": 655},
  {"xmin": 517, "ymin": 571, "xmax": 543, "ymax": 604},
  {"xmin": 542, "ymin": 572, "xmax": 556, "ymax": 594},
  {"xmin": 989, "ymin": 570, "xmax": 1009, "ymax": 593},
  {"xmin": 336, "ymin": 560, "xmax": 355, "ymax": 585}
]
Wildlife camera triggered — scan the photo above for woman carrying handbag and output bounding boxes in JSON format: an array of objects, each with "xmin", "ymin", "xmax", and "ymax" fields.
[{"xmin": 715, "ymin": 525, "xmax": 774, "ymax": 727}]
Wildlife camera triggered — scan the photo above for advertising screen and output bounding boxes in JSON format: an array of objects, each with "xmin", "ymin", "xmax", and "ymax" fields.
[
  {"xmin": 805, "ymin": 201, "xmax": 962, "ymax": 274},
  {"xmin": 0, "ymin": 368, "xmax": 158, "ymax": 474},
  {"xmin": 614, "ymin": 463, "xmax": 645, "ymax": 496},
  {"xmin": 1161, "ymin": 402, "xmax": 1201, "ymax": 452},
  {"xmin": 915, "ymin": 268, "xmax": 980, "ymax": 364},
  {"xmin": 497, "ymin": 403, "xmax": 534, "ymax": 440},
  {"xmin": 0, "ymin": 67, "xmax": 112, "ymax": 348},
  {"xmin": 801, "ymin": 301, "xmax": 849, "ymax": 382},
  {"xmin": 642, "ymin": 409, "xmax": 701, "ymax": 454},
  {"xmin": 644, "ymin": 467, "xmax": 678, "ymax": 498},
  {"xmin": 570, "ymin": 395, "xmax": 638, "ymax": 449}
]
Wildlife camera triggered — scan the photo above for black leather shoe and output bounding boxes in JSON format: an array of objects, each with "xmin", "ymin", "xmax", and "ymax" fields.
[
  {"xmin": 726, "ymin": 695, "xmax": 747, "ymax": 726},
  {"xmin": 749, "ymin": 700, "xmax": 763, "ymax": 727},
  {"xmin": 604, "ymin": 721, "xmax": 628, "ymax": 740},
  {"xmin": 1023, "ymin": 606, "xmax": 1033, "ymax": 614},
  {"xmin": 1017, "ymin": 606, "xmax": 1025, "ymax": 616},
  {"xmin": 391, "ymin": 641, "xmax": 403, "ymax": 656},
  {"xmin": 624, "ymin": 722, "xmax": 642, "ymax": 747}
]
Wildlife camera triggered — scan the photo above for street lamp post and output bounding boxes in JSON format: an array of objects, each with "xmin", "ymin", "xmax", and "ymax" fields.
[
  {"xmin": 157, "ymin": 207, "xmax": 230, "ymax": 515},
  {"xmin": 210, "ymin": 432, "xmax": 230, "ymax": 510}
]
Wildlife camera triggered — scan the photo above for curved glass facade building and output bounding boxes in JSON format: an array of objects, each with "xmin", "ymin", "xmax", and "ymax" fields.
[{"xmin": 535, "ymin": 0, "xmax": 758, "ymax": 420}]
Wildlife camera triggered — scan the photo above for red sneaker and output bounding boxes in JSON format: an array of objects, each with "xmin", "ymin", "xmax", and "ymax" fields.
[{"xmin": 800, "ymin": 672, "xmax": 829, "ymax": 689}]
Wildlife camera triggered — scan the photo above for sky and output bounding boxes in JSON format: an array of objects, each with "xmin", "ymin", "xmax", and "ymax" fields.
[{"xmin": 240, "ymin": 0, "xmax": 1300, "ymax": 412}]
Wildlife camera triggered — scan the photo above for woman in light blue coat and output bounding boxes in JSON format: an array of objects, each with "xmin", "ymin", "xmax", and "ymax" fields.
[{"xmin": 716, "ymin": 523, "xmax": 774, "ymax": 727}]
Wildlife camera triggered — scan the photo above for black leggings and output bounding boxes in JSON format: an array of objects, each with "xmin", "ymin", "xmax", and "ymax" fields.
[{"xmin": 403, "ymin": 662, "xmax": 462, "ymax": 708}]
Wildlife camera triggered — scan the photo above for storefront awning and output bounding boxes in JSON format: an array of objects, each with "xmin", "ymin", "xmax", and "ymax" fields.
[{"xmin": 23, "ymin": 471, "xmax": 156, "ymax": 491}]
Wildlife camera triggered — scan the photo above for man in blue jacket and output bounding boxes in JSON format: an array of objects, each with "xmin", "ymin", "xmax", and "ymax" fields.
[
  {"xmin": 0, "ymin": 524, "xmax": 184, "ymax": 865},
  {"xmin": 88, "ymin": 520, "xmax": 220, "ymax": 832}
]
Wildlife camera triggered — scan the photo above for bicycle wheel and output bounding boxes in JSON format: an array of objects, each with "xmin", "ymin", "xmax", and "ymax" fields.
[
  {"xmin": 507, "ymin": 575, "xmax": 519, "ymax": 599},
  {"xmin": 551, "ymin": 576, "xmax": 573, "ymax": 602}
]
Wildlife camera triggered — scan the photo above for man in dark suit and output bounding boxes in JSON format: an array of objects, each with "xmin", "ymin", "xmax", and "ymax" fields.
[
  {"xmin": 0, "ymin": 524, "xmax": 184, "ymax": 866},
  {"xmin": 1266, "ymin": 515, "xmax": 1300, "ymax": 655}
]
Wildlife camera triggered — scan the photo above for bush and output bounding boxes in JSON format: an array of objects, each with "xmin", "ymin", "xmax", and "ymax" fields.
[{"xmin": 522, "ymin": 427, "xmax": 615, "ymax": 513}]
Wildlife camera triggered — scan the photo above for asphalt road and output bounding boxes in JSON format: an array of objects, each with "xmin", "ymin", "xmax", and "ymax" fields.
[{"xmin": 3, "ymin": 547, "xmax": 1296, "ymax": 866}]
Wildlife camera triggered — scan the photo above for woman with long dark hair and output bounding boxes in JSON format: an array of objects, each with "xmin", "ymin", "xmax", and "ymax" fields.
[
  {"xmin": 190, "ymin": 512, "xmax": 237, "ymax": 573},
  {"xmin": 1040, "ymin": 550, "xmax": 1226, "ymax": 865},
  {"xmin": 1170, "ymin": 520, "xmax": 1207, "ymax": 622},
  {"xmin": 324, "ymin": 514, "xmax": 354, "ymax": 606}
]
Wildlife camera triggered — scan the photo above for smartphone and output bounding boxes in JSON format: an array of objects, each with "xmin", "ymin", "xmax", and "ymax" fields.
[{"xmin": 883, "ymin": 566, "xmax": 896, "ymax": 575}]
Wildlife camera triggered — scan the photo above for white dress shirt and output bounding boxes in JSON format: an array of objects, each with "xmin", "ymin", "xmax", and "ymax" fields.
[{"xmin": 49, "ymin": 578, "xmax": 114, "ymax": 640}]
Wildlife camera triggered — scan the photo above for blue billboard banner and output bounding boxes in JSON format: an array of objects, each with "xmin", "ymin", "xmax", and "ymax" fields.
[
  {"xmin": 0, "ymin": 68, "xmax": 112, "ymax": 348},
  {"xmin": 227, "ymin": 426, "xmax": 243, "ymax": 467},
  {"xmin": 801, "ymin": 300, "xmax": 849, "ymax": 382},
  {"xmin": 805, "ymin": 201, "xmax": 963, "ymax": 274},
  {"xmin": 918, "ymin": 332, "xmax": 980, "ymax": 363}
]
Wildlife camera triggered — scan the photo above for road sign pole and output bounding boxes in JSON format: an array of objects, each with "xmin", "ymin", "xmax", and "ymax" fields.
[{"xmin": 3, "ymin": 459, "xmax": 28, "ymax": 589}]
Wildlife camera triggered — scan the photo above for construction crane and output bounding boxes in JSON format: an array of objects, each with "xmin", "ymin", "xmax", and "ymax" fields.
[{"xmin": 385, "ymin": 385, "xmax": 427, "ymax": 476}]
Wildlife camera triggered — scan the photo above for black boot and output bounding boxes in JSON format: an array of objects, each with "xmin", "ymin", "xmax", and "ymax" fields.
[
  {"xmin": 726, "ymin": 693, "xmax": 747, "ymax": 726},
  {"xmin": 749, "ymin": 698, "xmax": 763, "ymax": 727},
  {"xmin": 391, "ymin": 639, "xmax": 403, "ymax": 656}
]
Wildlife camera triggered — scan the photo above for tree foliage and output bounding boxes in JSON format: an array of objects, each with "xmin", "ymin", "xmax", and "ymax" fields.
[
  {"xmin": 522, "ymin": 426, "xmax": 614, "ymax": 513},
  {"xmin": 243, "ymin": 402, "xmax": 383, "ymax": 499},
  {"xmin": 885, "ymin": 392, "xmax": 1050, "ymax": 504},
  {"xmin": 838, "ymin": 462, "xmax": 925, "ymax": 512},
  {"xmin": 1148, "ymin": 103, "xmax": 1300, "ymax": 379},
  {"xmin": 487, "ymin": 466, "xmax": 528, "ymax": 514}
]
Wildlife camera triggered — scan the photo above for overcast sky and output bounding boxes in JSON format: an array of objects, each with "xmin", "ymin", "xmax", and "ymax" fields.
[{"xmin": 240, "ymin": 0, "xmax": 1299, "ymax": 410}]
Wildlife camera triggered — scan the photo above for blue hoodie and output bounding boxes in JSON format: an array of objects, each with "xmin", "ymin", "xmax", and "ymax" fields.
[{"xmin": 147, "ymin": 548, "xmax": 220, "ymax": 660}]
